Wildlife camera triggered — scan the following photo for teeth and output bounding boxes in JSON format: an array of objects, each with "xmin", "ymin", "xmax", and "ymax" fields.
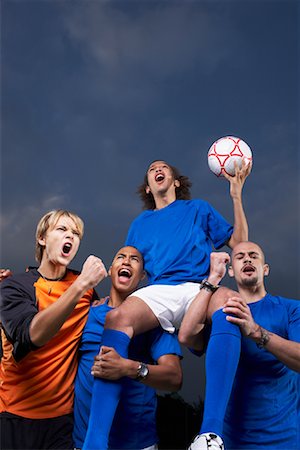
[
  {"xmin": 119, "ymin": 269, "xmax": 131, "ymax": 278},
  {"xmin": 63, "ymin": 243, "xmax": 72, "ymax": 254},
  {"xmin": 156, "ymin": 174, "xmax": 164, "ymax": 181}
]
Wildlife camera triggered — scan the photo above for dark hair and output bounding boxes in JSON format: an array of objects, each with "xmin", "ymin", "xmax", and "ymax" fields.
[{"xmin": 137, "ymin": 161, "xmax": 192, "ymax": 210}]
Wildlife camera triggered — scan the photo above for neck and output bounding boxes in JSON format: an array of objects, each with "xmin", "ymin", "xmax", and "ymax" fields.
[
  {"xmin": 237, "ymin": 283, "xmax": 267, "ymax": 303},
  {"xmin": 108, "ymin": 286, "xmax": 127, "ymax": 308},
  {"xmin": 154, "ymin": 192, "xmax": 176, "ymax": 210},
  {"xmin": 38, "ymin": 261, "xmax": 67, "ymax": 280}
]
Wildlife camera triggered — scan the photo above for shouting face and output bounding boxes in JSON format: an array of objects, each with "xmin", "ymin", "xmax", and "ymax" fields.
[
  {"xmin": 109, "ymin": 246, "xmax": 145, "ymax": 295},
  {"xmin": 229, "ymin": 241, "xmax": 269, "ymax": 288}
]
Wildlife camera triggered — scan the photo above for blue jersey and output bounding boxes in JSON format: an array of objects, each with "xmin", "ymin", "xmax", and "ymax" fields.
[
  {"xmin": 73, "ymin": 299, "xmax": 182, "ymax": 449},
  {"xmin": 223, "ymin": 294, "xmax": 300, "ymax": 449},
  {"xmin": 125, "ymin": 199, "xmax": 233, "ymax": 285}
]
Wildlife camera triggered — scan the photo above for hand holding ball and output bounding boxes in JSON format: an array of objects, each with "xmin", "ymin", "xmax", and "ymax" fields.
[{"xmin": 208, "ymin": 136, "xmax": 252, "ymax": 177}]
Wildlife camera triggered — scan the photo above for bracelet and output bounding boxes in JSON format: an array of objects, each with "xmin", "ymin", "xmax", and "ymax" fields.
[
  {"xmin": 256, "ymin": 326, "xmax": 270, "ymax": 349},
  {"xmin": 199, "ymin": 279, "xmax": 220, "ymax": 293}
]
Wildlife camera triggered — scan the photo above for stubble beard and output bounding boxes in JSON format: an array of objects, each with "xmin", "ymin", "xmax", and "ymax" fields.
[{"xmin": 242, "ymin": 275, "xmax": 259, "ymax": 287}]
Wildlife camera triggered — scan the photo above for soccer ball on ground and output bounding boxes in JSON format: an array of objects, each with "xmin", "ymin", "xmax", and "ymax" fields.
[{"xmin": 207, "ymin": 136, "xmax": 252, "ymax": 177}]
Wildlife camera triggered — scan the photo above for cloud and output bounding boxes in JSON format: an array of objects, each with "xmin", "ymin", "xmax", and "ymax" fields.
[
  {"xmin": 0, "ymin": 194, "xmax": 69, "ymax": 270},
  {"xmin": 62, "ymin": 3, "xmax": 238, "ymax": 91}
]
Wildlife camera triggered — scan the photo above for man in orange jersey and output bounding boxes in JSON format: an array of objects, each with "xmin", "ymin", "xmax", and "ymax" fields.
[{"xmin": 0, "ymin": 209, "xmax": 107, "ymax": 450}]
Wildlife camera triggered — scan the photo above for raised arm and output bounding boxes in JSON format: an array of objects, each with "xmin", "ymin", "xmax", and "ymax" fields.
[
  {"xmin": 225, "ymin": 159, "xmax": 252, "ymax": 248},
  {"xmin": 29, "ymin": 256, "xmax": 107, "ymax": 346},
  {"xmin": 223, "ymin": 297, "xmax": 300, "ymax": 372}
]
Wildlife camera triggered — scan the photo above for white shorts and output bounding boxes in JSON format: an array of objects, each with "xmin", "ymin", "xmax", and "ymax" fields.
[
  {"xmin": 129, "ymin": 282, "xmax": 200, "ymax": 333},
  {"xmin": 142, "ymin": 445, "xmax": 158, "ymax": 450}
]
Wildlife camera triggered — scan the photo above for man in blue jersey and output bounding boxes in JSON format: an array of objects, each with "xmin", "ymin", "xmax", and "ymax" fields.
[
  {"xmin": 181, "ymin": 241, "xmax": 300, "ymax": 449},
  {"xmin": 83, "ymin": 160, "xmax": 251, "ymax": 450},
  {"xmin": 74, "ymin": 245, "xmax": 182, "ymax": 450}
]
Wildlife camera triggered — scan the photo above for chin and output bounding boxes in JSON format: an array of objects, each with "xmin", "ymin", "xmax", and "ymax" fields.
[{"xmin": 242, "ymin": 276, "xmax": 258, "ymax": 287}]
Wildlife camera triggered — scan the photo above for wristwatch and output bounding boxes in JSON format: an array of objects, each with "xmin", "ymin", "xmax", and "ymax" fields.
[{"xmin": 136, "ymin": 362, "xmax": 149, "ymax": 381}]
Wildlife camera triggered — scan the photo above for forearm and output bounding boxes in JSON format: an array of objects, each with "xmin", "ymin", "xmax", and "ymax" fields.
[
  {"xmin": 178, "ymin": 290, "xmax": 211, "ymax": 350},
  {"xmin": 124, "ymin": 357, "xmax": 182, "ymax": 391},
  {"xmin": 250, "ymin": 326, "xmax": 300, "ymax": 372},
  {"xmin": 179, "ymin": 270, "xmax": 225, "ymax": 349},
  {"xmin": 118, "ymin": 355, "xmax": 182, "ymax": 392},
  {"xmin": 228, "ymin": 195, "xmax": 248, "ymax": 248},
  {"xmin": 29, "ymin": 278, "xmax": 90, "ymax": 346}
]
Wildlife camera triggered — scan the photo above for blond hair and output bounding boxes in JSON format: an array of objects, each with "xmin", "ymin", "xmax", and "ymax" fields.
[{"xmin": 35, "ymin": 210, "xmax": 84, "ymax": 263}]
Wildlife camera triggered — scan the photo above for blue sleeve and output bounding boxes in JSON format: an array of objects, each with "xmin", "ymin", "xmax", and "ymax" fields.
[
  {"xmin": 125, "ymin": 217, "xmax": 141, "ymax": 248},
  {"xmin": 205, "ymin": 201, "xmax": 233, "ymax": 249},
  {"xmin": 286, "ymin": 299, "xmax": 300, "ymax": 342},
  {"xmin": 148, "ymin": 329, "xmax": 182, "ymax": 362},
  {"xmin": 125, "ymin": 222, "xmax": 134, "ymax": 246}
]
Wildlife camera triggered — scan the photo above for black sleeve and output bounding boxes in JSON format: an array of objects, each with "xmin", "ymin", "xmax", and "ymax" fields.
[{"xmin": 0, "ymin": 270, "xmax": 40, "ymax": 361}]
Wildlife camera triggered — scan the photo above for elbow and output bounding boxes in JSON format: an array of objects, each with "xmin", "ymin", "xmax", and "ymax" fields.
[
  {"xmin": 162, "ymin": 363, "xmax": 183, "ymax": 392},
  {"xmin": 168, "ymin": 370, "xmax": 183, "ymax": 392},
  {"xmin": 173, "ymin": 368, "xmax": 183, "ymax": 391},
  {"xmin": 229, "ymin": 230, "xmax": 248, "ymax": 249},
  {"xmin": 178, "ymin": 328, "xmax": 192, "ymax": 348}
]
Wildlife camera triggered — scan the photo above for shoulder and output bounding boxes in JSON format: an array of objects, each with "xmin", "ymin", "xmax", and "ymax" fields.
[
  {"xmin": 176, "ymin": 199, "xmax": 210, "ymax": 209},
  {"xmin": 148, "ymin": 328, "xmax": 182, "ymax": 355},
  {"xmin": 266, "ymin": 293, "xmax": 299, "ymax": 305},
  {"xmin": 91, "ymin": 297, "xmax": 108, "ymax": 308},
  {"xmin": 265, "ymin": 294, "xmax": 300, "ymax": 312},
  {"xmin": 128, "ymin": 210, "xmax": 152, "ymax": 227},
  {"xmin": 0, "ymin": 268, "xmax": 39, "ymax": 293}
]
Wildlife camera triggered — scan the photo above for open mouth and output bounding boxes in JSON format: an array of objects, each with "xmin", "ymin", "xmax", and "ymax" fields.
[
  {"xmin": 118, "ymin": 268, "xmax": 132, "ymax": 279},
  {"xmin": 155, "ymin": 173, "xmax": 165, "ymax": 182},
  {"xmin": 242, "ymin": 264, "xmax": 255, "ymax": 275},
  {"xmin": 62, "ymin": 243, "xmax": 72, "ymax": 255}
]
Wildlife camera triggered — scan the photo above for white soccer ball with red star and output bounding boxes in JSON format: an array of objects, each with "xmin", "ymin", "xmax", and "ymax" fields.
[{"xmin": 208, "ymin": 136, "xmax": 252, "ymax": 177}]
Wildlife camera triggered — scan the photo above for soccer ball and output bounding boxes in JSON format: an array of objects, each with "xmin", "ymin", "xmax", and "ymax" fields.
[{"xmin": 208, "ymin": 136, "xmax": 252, "ymax": 177}]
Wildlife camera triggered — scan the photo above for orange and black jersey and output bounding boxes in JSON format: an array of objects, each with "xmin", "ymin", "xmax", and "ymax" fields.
[{"xmin": 0, "ymin": 267, "xmax": 97, "ymax": 419}]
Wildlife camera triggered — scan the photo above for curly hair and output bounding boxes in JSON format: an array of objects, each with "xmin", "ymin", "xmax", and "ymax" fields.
[{"xmin": 137, "ymin": 161, "xmax": 192, "ymax": 210}]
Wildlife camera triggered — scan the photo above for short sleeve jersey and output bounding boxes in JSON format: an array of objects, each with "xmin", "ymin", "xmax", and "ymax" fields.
[
  {"xmin": 73, "ymin": 299, "xmax": 182, "ymax": 449},
  {"xmin": 125, "ymin": 199, "xmax": 233, "ymax": 285},
  {"xmin": 223, "ymin": 294, "xmax": 300, "ymax": 449},
  {"xmin": 0, "ymin": 268, "xmax": 95, "ymax": 419}
]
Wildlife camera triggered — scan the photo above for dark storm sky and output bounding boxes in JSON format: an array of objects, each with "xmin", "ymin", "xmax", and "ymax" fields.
[{"xmin": 1, "ymin": 0, "xmax": 299, "ymax": 403}]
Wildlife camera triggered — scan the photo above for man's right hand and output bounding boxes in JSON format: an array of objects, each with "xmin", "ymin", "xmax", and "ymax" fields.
[
  {"xmin": 207, "ymin": 252, "xmax": 230, "ymax": 286},
  {"xmin": 78, "ymin": 255, "xmax": 108, "ymax": 290}
]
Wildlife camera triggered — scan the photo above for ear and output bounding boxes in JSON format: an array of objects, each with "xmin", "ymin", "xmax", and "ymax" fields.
[
  {"xmin": 38, "ymin": 235, "xmax": 46, "ymax": 247},
  {"xmin": 145, "ymin": 186, "xmax": 151, "ymax": 194},
  {"xmin": 263, "ymin": 264, "xmax": 270, "ymax": 277},
  {"xmin": 228, "ymin": 265, "xmax": 234, "ymax": 278},
  {"xmin": 140, "ymin": 270, "xmax": 146, "ymax": 281},
  {"xmin": 174, "ymin": 179, "xmax": 180, "ymax": 188},
  {"xmin": 108, "ymin": 266, "xmax": 112, "ymax": 277}
]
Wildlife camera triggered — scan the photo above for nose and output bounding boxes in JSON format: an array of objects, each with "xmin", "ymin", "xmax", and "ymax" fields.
[{"xmin": 65, "ymin": 229, "xmax": 74, "ymax": 240}]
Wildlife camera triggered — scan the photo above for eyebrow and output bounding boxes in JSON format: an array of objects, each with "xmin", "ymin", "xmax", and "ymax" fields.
[
  {"xmin": 116, "ymin": 253, "xmax": 140, "ymax": 259},
  {"xmin": 148, "ymin": 162, "xmax": 168, "ymax": 171},
  {"xmin": 234, "ymin": 251, "xmax": 260, "ymax": 258}
]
